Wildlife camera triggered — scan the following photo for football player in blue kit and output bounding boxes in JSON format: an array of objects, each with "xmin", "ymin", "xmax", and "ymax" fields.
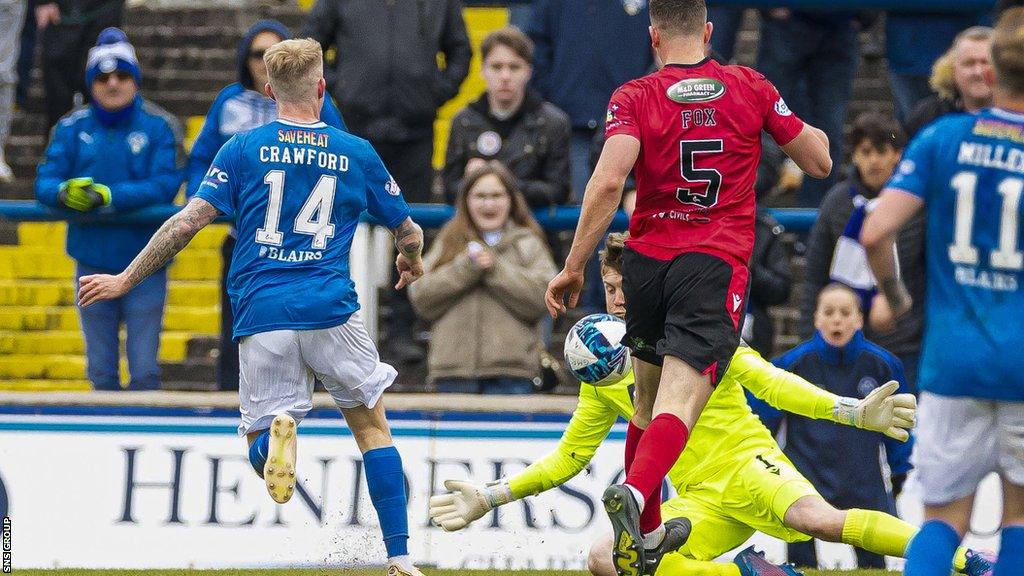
[
  {"xmin": 77, "ymin": 38, "xmax": 429, "ymax": 576},
  {"xmin": 862, "ymin": 9, "xmax": 1024, "ymax": 576}
]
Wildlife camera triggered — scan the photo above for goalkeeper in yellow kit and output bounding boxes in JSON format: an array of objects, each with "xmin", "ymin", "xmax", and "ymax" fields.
[{"xmin": 429, "ymin": 233, "xmax": 995, "ymax": 576}]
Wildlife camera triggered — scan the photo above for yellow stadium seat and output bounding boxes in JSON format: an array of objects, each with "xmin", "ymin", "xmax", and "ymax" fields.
[{"xmin": 0, "ymin": 223, "xmax": 223, "ymax": 390}]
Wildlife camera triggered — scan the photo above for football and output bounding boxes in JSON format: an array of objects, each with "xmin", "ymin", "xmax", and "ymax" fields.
[{"xmin": 564, "ymin": 313, "xmax": 632, "ymax": 386}]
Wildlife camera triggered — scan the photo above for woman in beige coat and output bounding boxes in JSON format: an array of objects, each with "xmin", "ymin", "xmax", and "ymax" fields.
[{"xmin": 409, "ymin": 161, "xmax": 556, "ymax": 394}]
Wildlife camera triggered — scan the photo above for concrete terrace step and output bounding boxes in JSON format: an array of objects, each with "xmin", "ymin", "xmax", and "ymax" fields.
[
  {"xmin": 0, "ymin": 354, "xmax": 87, "ymax": 379},
  {"xmin": 0, "ymin": 379, "xmax": 92, "ymax": 392},
  {"xmin": 0, "ymin": 305, "xmax": 218, "ymax": 333},
  {"xmin": 0, "ymin": 251, "xmax": 222, "ymax": 280},
  {"xmin": 0, "ymin": 330, "xmax": 196, "ymax": 362},
  {"xmin": 16, "ymin": 222, "xmax": 230, "ymax": 249},
  {"xmin": 0, "ymin": 279, "xmax": 219, "ymax": 307}
]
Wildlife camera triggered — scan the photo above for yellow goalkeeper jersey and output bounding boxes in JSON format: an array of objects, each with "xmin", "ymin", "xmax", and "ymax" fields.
[{"xmin": 508, "ymin": 345, "xmax": 840, "ymax": 499}]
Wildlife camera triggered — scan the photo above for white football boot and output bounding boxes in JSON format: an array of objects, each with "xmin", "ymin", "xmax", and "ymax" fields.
[
  {"xmin": 386, "ymin": 560, "xmax": 427, "ymax": 576},
  {"xmin": 264, "ymin": 414, "xmax": 297, "ymax": 503}
]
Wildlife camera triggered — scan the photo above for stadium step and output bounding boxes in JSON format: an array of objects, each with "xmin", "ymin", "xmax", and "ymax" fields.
[
  {"xmin": 0, "ymin": 330, "xmax": 196, "ymax": 362},
  {"xmin": 0, "ymin": 254, "xmax": 225, "ymax": 282},
  {"xmin": 15, "ymin": 222, "xmax": 229, "ymax": 249},
  {"xmin": 0, "ymin": 279, "xmax": 219, "ymax": 307},
  {"xmin": 0, "ymin": 354, "xmax": 87, "ymax": 379},
  {"xmin": 0, "ymin": 379, "xmax": 91, "ymax": 392},
  {"xmin": 0, "ymin": 305, "xmax": 218, "ymax": 333}
]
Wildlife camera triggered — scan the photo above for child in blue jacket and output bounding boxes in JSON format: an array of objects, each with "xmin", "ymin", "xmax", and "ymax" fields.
[{"xmin": 752, "ymin": 283, "xmax": 914, "ymax": 568}]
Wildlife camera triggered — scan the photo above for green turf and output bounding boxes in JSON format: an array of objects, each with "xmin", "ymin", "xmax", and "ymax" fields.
[{"xmin": 12, "ymin": 565, "xmax": 901, "ymax": 569}]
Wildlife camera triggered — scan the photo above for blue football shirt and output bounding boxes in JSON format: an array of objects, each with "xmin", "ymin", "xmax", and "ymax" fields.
[
  {"xmin": 886, "ymin": 108, "xmax": 1024, "ymax": 401},
  {"xmin": 195, "ymin": 119, "xmax": 409, "ymax": 339}
]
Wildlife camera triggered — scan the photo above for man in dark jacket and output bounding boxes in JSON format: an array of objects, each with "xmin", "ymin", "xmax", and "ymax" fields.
[
  {"xmin": 35, "ymin": 28, "xmax": 184, "ymax": 390},
  {"xmin": 904, "ymin": 26, "xmax": 993, "ymax": 139},
  {"xmin": 526, "ymin": 0, "xmax": 653, "ymax": 200},
  {"xmin": 756, "ymin": 8, "xmax": 872, "ymax": 207},
  {"xmin": 34, "ymin": 0, "xmax": 124, "ymax": 129},
  {"xmin": 302, "ymin": 0, "xmax": 471, "ymax": 365},
  {"xmin": 302, "ymin": 0, "xmax": 471, "ymax": 204},
  {"xmin": 801, "ymin": 112, "xmax": 925, "ymax": 392},
  {"xmin": 443, "ymin": 26, "xmax": 570, "ymax": 208},
  {"xmin": 744, "ymin": 209, "xmax": 792, "ymax": 358},
  {"xmin": 886, "ymin": 10, "xmax": 987, "ymax": 126}
]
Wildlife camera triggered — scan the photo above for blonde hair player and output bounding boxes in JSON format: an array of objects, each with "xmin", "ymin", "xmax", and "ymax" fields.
[{"xmin": 77, "ymin": 38, "xmax": 429, "ymax": 576}]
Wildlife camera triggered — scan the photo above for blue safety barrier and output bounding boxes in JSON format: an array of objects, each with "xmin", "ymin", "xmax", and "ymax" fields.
[{"xmin": 0, "ymin": 201, "xmax": 817, "ymax": 233}]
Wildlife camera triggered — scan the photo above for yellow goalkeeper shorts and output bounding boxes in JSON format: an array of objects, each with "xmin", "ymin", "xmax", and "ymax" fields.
[{"xmin": 661, "ymin": 445, "xmax": 819, "ymax": 561}]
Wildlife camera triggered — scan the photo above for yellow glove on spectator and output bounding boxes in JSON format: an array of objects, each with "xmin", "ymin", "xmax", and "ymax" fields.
[{"xmin": 59, "ymin": 178, "xmax": 111, "ymax": 212}]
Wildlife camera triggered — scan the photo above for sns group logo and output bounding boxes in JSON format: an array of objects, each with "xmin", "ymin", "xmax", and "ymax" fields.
[{"xmin": 0, "ymin": 468, "xmax": 7, "ymax": 518}]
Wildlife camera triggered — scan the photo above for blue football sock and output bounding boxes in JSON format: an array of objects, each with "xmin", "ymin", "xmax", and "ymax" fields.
[
  {"xmin": 247, "ymin": 430, "xmax": 270, "ymax": 478},
  {"xmin": 905, "ymin": 520, "xmax": 960, "ymax": 576},
  {"xmin": 363, "ymin": 446, "xmax": 409, "ymax": 558},
  {"xmin": 995, "ymin": 526, "xmax": 1024, "ymax": 576}
]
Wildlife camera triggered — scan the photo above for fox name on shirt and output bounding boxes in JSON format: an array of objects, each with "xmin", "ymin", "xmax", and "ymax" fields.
[{"xmin": 259, "ymin": 129, "xmax": 348, "ymax": 171}]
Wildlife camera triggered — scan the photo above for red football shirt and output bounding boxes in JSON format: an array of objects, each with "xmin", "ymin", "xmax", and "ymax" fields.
[{"xmin": 605, "ymin": 58, "xmax": 804, "ymax": 265}]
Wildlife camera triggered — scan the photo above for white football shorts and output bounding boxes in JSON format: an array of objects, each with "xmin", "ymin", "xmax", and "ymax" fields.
[
  {"xmin": 236, "ymin": 311, "xmax": 397, "ymax": 435},
  {"xmin": 913, "ymin": 392, "xmax": 1024, "ymax": 505}
]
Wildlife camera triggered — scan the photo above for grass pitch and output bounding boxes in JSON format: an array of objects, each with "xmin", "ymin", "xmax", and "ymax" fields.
[{"xmin": 14, "ymin": 565, "xmax": 897, "ymax": 569}]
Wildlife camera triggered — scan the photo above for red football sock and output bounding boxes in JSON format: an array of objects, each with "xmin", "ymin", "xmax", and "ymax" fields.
[
  {"xmin": 624, "ymin": 413, "xmax": 689, "ymax": 533},
  {"xmin": 624, "ymin": 420, "xmax": 645, "ymax": 474},
  {"xmin": 639, "ymin": 482, "xmax": 663, "ymax": 535}
]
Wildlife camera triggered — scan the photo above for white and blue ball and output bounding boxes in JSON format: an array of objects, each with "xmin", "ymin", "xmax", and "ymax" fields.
[{"xmin": 564, "ymin": 313, "xmax": 632, "ymax": 386}]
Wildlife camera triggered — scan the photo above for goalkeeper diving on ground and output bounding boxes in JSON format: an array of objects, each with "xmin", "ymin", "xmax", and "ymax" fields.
[{"xmin": 429, "ymin": 232, "xmax": 995, "ymax": 576}]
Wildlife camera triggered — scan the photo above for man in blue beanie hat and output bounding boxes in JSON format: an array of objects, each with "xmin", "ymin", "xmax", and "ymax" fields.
[
  {"xmin": 35, "ymin": 27, "xmax": 184, "ymax": 391},
  {"xmin": 187, "ymin": 19, "xmax": 346, "ymax": 391}
]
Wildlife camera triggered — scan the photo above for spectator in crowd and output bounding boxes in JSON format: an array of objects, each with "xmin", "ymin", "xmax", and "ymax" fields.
[
  {"xmin": 15, "ymin": 2, "xmax": 34, "ymax": 108},
  {"xmin": 800, "ymin": 112, "xmax": 924, "ymax": 392},
  {"xmin": 527, "ymin": 0, "xmax": 653, "ymax": 200},
  {"xmin": 762, "ymin": 283, "xmax": 913, "ymax": 568},
  {"xmin": 905, "ymin": 26, "xmax": 993, "ymax": 139},
  {"xmin": 442, "ymin": 26, "xmax": 570, "ymax": 210},
  {"xmin": 302, "ymin": 0, "xmax": 471, "ymax": 365},
  {"xmin": 744, "ymin": 207, "xmax": 791, "ymax": 359},
  {"xmin": 36, "ymin": 0, "xmax": 125, "ymax": 129},
  {"xmin": 0, "ymin": 0, "xmax": 27, "ymax": 184},
  {"xmin": 186, "ymin": 19, "xmax": 346, "ymax": 391},
  {"xmin": 757, "ymin": 8, "xmax": 873, "ymax": 207},
  {"xmin": 707, "ymin": 4, "xmax": 745, "ymax": 62},
  {"xmin": 409, "ymin": 161, "xmax": 555, "ymax": 394},
  {"xmin": 302, "ymin": 0, "xmax": 470, "ymax": 204},
  {"xmin": 741, "ymin": 135, "xmax": 793, "ymax": 358},
  {"xmin": 35, "ymin": 28, "xmax": 184, "ymax": 390},
  {"xmin": 886, "ymin": 10, "xmax": 987, "ymax": 126}
]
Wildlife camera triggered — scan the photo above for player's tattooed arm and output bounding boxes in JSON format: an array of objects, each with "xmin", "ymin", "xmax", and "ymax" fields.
[
  {"xmin": 392, "ymin": 217, "xmax": 425, "ymax": 290},
  {"xmin": 392, "ymin": 217, "xmax": 423, "ymax": 259},
  {"xmin": 78, "ymin": 198, "xmax": 220, "ymax": 308},
  {"xmin": 123, "ymin": 198, "xmax": 220, "ymax": 287}
]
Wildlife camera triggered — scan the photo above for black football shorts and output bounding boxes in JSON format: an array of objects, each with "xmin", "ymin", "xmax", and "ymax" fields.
[{"xmin": 621, "ymin": 248, "xmax": 748, "ymax": 385}]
